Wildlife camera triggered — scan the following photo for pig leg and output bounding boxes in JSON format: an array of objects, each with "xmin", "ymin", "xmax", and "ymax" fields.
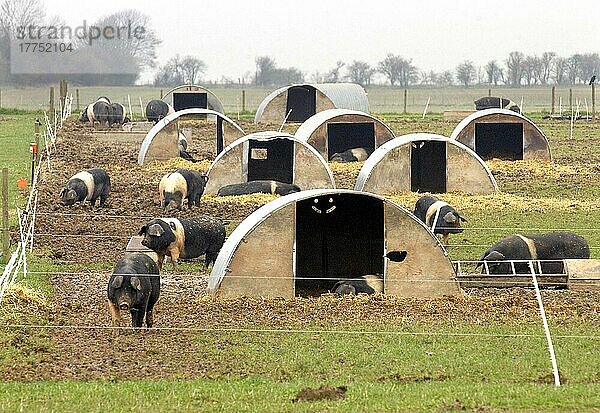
[
  {"xmin": 170, "ymin": 250, "xmax": 180, "ymax": 272},
  {"xmin": 157, "ymin": 254, "xmax": 165, "ymax": 272},
  {"xmin": 99, "ymin": 193, "xmax": 108, "ymax": 208},
  {"xmin": 130, "ymin": 309, "xmax": 144, "ymax": 328},
  {"xmin": 108, "ymin": 300, "xmax": 121, "ymax": 327},
  {"xmin": 442, "ymin": 234, "xmax": 449, "ymax": 245},
  {"xmin": 145, "ymin": 310, "xmax": 154, "ymax": 328},
  {"xmin": 205, "ymin": 247, "xmax": 219, "ymax": 268}
]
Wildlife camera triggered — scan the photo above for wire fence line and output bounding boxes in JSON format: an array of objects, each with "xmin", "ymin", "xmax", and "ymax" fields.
[
  {"xmin": 1, "ymin": 323, "xmax": 598, "ymax": 341},
  {"xmin": 0, "ymin": 95, "xmax": 73, "ymax": 304}
]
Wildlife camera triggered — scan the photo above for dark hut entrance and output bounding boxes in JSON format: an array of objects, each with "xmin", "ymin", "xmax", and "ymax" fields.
[
  {"xmin": 475, "ymin": 123, "xmax": 524, "ymax": 160},
  {"xmin": 295, "ymin": 193, "xmax": 384, "ymax": 296},
  {"xmin": 247, "ymin": 139, "xmax": 294, "ymax": 184},
  {"xmin": 173, "ymin": 92, "xmax": 208, "ymax": 111},
  {"xmin": 410, "ymin": 140, "xmax": 446, "ymax": 193},
  {"xmin": 286, "ymin": 86, "xmax": 316, "ymax": 122},
  {"xmin": 326, "ymin": 122, "xmax": 375, "ymax": 160}
]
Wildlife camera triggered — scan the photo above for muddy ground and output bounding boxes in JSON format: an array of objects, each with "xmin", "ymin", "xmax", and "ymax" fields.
[{"xmin": 4, "ymin": 118, "xmax": 599, "ymax": 382}]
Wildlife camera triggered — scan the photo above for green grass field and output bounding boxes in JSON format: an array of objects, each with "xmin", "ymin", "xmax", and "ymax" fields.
[{"xmin": 1, "ymin": 99, "xmax": 600, "ymax": 411}]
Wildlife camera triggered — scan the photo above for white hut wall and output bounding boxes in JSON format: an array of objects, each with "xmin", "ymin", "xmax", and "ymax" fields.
[
  {"xmin": 215, "ymin": 205, "xmax": 295, "ymax": 298},
  {"xmin": 384, "ymin": 204, "xmax": 459, "ymax": 296},
  {"xmin": 143, "ymin": 122, "xmax": 179, "ymax": 163},
  {"xmin": 446, "ymin": 143, "xmax": 496, "ymax": 194},
  {"xmin": 292, "ymin": 144, "xmax": 335, "ymax": 191},
  {"xmin": 361, "ymin": 145, "xmax": 411, "ymax": 194},
  {"xmin": 204, "ymin": 145, "xmax": 244, "ymax": 195}
]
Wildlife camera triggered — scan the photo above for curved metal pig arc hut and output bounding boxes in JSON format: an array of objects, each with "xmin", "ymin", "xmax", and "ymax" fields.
[
  {"xmin": 355, "ymin": 133, "xmax": 498, "ymax": 195},
  {"xmin": 205, "ymin": 132, "xmax": 335, "ymax": 195},
  {"xmin": 294, "ymin": 109, "xmax": 395, "ymax": 161},
  {"xmin": 137, "ymin": 108, "xmax": 244, "ymax": 165},
  {"xmin": 254, "ymin": 83, "xmax": 369, "ymax": 124},
  {"xmin": 450, "ymin": 108, "xmax": 551, "ymax": 161},
  {"xmin": 162, "ymin": 84, "xmax": 225, "ymax": 114},
  {"xmin": 208, "ymin": 189, "xmax": 459, "ymax": 298}
]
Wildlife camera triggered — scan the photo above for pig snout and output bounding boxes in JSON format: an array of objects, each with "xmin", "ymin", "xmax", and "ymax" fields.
[
  {"xmin": 119, "ymin": 302, "xmax": 129, "ymax": 310},
  {"xmin": 140, "ymin": 237, "xmax": 149, "ymax": 247}
]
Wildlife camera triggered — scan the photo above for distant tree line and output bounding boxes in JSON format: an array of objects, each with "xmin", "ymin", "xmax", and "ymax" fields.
[
  {"xmin": 307, "ymin": 51, "xmax": 600, "ymax": 87},
  {"xmin": 0, "ymin": 0, "xmax": 160, "ymax": 86}
]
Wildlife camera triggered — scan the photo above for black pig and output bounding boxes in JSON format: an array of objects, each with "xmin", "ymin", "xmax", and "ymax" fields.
[
  {"xmin": 474, "ymin": 96, "xmax": 520, "ymax": 112},
  {"xmin": 217, "ymin": 180, "xmax": 300, "ymax": 196},
  {"xmin": 159, "ymin": 169, "xmax": 207, "ymax": 212},
  {"xmin": 108, "ymin": 103, "xmax": 129, "ymax": 127},
  {"xmin": 332, "ymin": 275, "xmax": 383, "ymax": 295},
  {"xmin": 60, "ymin": 168, "xmax": 111, "ymax": 207},
  {"xmin": 146, "ymin": 100, "xmax": 174, "ymax": 123},
  {"xmin": 138, "ymin": 217, "xmax": 226, "ymax": 271},
  {"xmin": 478, "ymin": 232, "xmax": 590, "ymax": 275},
  {"xmin": 86, "ymin": 98, "xmax": 110, "ymax": 127},
  {"xmin": 107, "ymin": 253, "xmax": 160, "ymax": 328},
  {"xmin": 413, "ymin": 195, "xmax": 466, "ymax": 244},
  {"xmin": 330, "ymin": 147, "xmax": 370, "ymax": 162}
]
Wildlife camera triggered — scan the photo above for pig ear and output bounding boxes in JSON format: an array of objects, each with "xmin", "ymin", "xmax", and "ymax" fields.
[
  {"xmin": 59, "ymin": 188, "xmax": 66, "ymax": 198},
  {"xmin": 111, "ymin": 275, "xmax": 123, "ymax": 289},
  {"xmin": 443, "ymin": 212, "xmax": 457, "ymax": 224},
  {"xmin": 484, "ymin": 251, "xmax": 505, "ymax": 261},
  {"xmin": 148, "ymin": 223, "xmax": 164, "ymax": 236},
  {"xmin": 138, "ymin": 224, "xmax": 147, "ymax": 235},
  {"xmin": 457, "ymin": 213, "xmax": 467, "ymax": 222},
  {"xmin": 130, "ymin": 276, "xmax": 142, "ymax": 291},
  {"xmin": 169, "ymin": 222, "xmax": 177, "ymax": 231}
]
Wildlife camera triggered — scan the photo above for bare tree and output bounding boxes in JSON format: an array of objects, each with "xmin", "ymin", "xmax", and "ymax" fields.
[
  {"xmin": 180, "ymin": 56, "xmax": 206, "ymax": 84},
  {"xmin": 436, "ymin": 70, "xmax": 454, "ymax": 86},
  {"xmin": 484, "ymin": 60, "xmax": 503, "ymax": 85},
  {"xmin": 455, "ymin": 60, "xmax": 476, "ymax": 86},
  {"xmin": 92, "ymin": 9, "xmax": 161, "ymax": 69},
  {"xmin": 254, "ymin": 56, "xmax": 276, "ymax": 86},
  {"xmin": 254, "ymin": 56, "xmax": 303, "ymax": 86},
  {"xmin": 324, "ymin": 61, "xmax": 345, "ymax": 83},
  {"xmin": 346, "ymin": 60, "xmax": 375, "ymax": 86},
  {"xmin": 522, "ymin": 55, "xmax": 539, "ymax": 86},
  {"xmin": 505, "ymin": 51, "xmax": 525, "ymax": 86},
  {"xmin": 378, "ymin": 54, "xmax": 418, "ymax": 86},
  {"xmin": 0, "ymin": 0, "xmax": 45, "ymax": 82},
  {"xmin": 538, "ymin": 52, "xmax": 556, "ymax": 84},
  {"xmin": 552, "ymin": 57, "xmax": 568, "ymax": 84},
  {"xmin": 565, "ymin": 54, "xmax": 581, "ymax": 84}
]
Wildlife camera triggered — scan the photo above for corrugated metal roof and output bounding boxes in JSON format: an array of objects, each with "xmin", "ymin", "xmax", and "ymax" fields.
[
  {"xmin": 294, "ymin": 108, "xmax": 392, "ymax": 143},
  {"xmin": 253, "ymin": 83, "xmax": 369, "ymax": 123},
  {"xmin": 137, "ymin": 108, "xmax": 244, "ymax": 165},
  {"xmin": 449, "ymin": 108, "xmax": 547, "ymax": 141},
  {"xmin": 354, "ymin": 133, "xmax": 498, "ymax": 192},
  {"xmin": 208, "ymin": 189, "xmax": 436, "ymax": 294},
  {"xmin": 316, "ymin": 83, "xmax": 369, "ymax": 112},
  {"xmin": 162, "ymin": 84, "xmax": 225, "ymax": 114}
]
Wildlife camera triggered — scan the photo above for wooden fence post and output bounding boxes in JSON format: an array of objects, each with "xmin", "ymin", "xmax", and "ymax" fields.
[
  {"xmin": 160, "ymin": 89, "xmax": 163, "ymax": 99},
  {"xmin": 488, "ymin": 88, "xmax": 491, "ymax": 97},
  {"xmin": 76, "ymin": 89, "xmax": 80, "ymax": 112},
  {"xmin": 49, "ymin": 87, "xmax": 55, "ymax": 116},
  {"xmin": 403, "ymin": 89, "xmax": 407, "ymax": 114},
  {"xmin": 592, "ymin": 83, "xmax": 596, "ymax": 120},
  {"xmin": 35, "ymin": 119, "xmax": 41, "ymax": 166},
  {"xmin": 569, "ymin": 88, "xmax": 573, "ymax": 114},
  {"xmin": 242, "ymin": 90, "xmax": 246, "ymax": 112},
  {"xmin": 1, "ymin": 168, "xmax": 8, "ymax": 263},
  {"xmin": 551, "ymin": 86, "xmax": 555, "ymax": 115}
]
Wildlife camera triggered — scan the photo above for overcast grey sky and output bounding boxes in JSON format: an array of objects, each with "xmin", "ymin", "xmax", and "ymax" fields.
[{"xmin": 44, "ymin": 0, "xmax": 600, "ymax": 83}]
